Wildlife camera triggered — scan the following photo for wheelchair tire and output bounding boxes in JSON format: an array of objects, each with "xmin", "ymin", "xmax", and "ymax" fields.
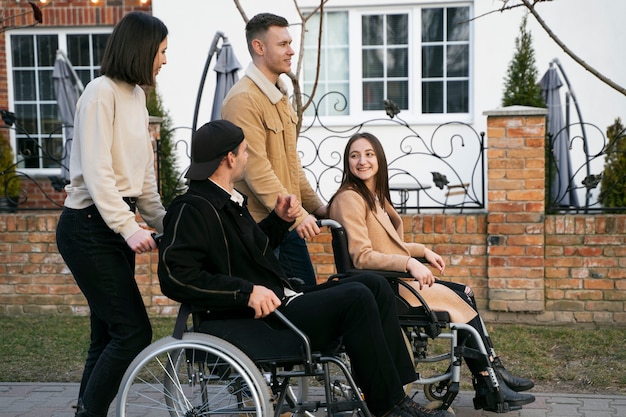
[
  {"xmin": 116, "ymin": 332, "xmax": 272, "ymax": 417},
  {"xmin": 424, "ymin": 380, "xmax": 451, "ymax": 402}
]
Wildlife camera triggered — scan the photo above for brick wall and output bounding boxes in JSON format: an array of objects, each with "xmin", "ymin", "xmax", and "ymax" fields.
[{"xmin": 0, "ymin": 107, "xmax": 625, "ymax": 325}]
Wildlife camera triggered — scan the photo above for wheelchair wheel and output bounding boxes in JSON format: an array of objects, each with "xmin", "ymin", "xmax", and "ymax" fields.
[
  {"xmin": 424, "ymin": 379, "xmax": 451, "ymax": 402},
  {"xmin": 116, "ymin": 333, "xmax": 272, "ymax": 417}
]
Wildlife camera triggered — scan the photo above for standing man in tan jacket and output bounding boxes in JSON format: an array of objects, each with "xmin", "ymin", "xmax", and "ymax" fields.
[{"xmin": 222, "ymin": 12, "xmax": 327, "ymax": 286}]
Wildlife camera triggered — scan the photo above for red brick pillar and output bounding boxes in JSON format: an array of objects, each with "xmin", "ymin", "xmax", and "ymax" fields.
[{"xmin": 483, "ymin": 106, "xmax": 548, "ymax": 313}]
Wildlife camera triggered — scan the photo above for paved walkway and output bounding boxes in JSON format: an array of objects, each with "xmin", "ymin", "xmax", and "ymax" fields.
[{"xmin": 1, "ymin": 383, "xmax": 625, "ymax": 417}]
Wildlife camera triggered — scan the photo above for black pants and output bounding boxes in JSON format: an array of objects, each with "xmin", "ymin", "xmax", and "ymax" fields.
[
  {"xmin": 282, "ymin": 273, "xmax": 415, "ymax": 416},
  {"xmin": 56, "ymin": 206, "xmax": 152, "ymax": 417},
  {"xmin": 437, "ymin": 280, "xmax": 493, "ymax": 376}
]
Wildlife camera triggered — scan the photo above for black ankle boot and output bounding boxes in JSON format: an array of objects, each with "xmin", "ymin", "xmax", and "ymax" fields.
[
  {"xmin": 492, "ymin": 357, "xmax": 535, "ymax": 392},
  {"xmin": 473, "ymin": 374, "xmax": 535, "ymax": 412}
]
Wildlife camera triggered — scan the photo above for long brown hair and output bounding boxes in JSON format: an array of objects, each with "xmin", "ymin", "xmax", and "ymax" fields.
[{"xmin": 328, "ymin": 132, "xmax": 391, "ymax": 212}]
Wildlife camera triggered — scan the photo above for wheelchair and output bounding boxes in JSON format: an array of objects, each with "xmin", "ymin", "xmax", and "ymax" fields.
[
  {"xmin": 116, "ymin": 219, "xmax": 512, "ymax": 416},
  {"xmin": 322, "ymin": 219, "xmax": 515, "ymax": 414},
  {"xmin": 116, "ymin": 302, "xmax": 372, "ymax": 417}
]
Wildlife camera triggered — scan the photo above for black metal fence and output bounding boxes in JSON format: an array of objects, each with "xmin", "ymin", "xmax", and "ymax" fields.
[
  {"xmin": 1, "ymin": 100, "xmax": 625, "ymax": 214},
  {"xmin": 546, "ymin": 120, "xmax": 626, "ymax": 213}
]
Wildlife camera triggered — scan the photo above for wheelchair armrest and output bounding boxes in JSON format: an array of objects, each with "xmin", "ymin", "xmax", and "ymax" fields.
[
  {"xmin": 335, "ymin": 269, "xmax": 442, "ymax": 339},
  {"xmin": 174, "ymin": 304, "xmax": 315, "ymax": 370},
  {"xmin": 272, "ymin": 310, "xmax": 314, "ymax": 369}
]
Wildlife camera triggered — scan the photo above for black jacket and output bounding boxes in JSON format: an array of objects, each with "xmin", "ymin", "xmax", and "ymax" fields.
[{"xmin": 158, "ymin": 180, "xmax": 294, "ymax": 311}]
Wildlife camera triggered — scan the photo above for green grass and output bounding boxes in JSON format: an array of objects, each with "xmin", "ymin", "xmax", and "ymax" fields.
[{"xmin": 1, "ymin": 316, "xmax": 624, "ymax": 395}]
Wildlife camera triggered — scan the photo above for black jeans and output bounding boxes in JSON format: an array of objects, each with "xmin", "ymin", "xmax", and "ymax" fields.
[
  {"xmin": 282, "ymin": 273, "xmax": 415, "ymax": 416},
  {"xmin": 56, "ymin": 205, "xmax": 152, "ymax": 417}
]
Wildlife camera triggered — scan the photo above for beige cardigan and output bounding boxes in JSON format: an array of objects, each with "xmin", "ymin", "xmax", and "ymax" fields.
[{"xmin": 329, "ymin": 189, "xmax": 477, "ymax": 323}]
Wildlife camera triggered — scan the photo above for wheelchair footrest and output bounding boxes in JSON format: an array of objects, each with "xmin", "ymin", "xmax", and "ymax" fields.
[{"xmin": 473, "ymin": 391, "xmax": 519, "ymax": 413}]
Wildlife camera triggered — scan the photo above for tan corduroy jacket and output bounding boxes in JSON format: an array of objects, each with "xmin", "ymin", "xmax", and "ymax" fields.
[
  {"xmin": 329, "ymin": 189, "xmax": 477, "ymax": 323},
  {"xmin": 221, "ymin": 63, "xmax": 323, "ymax": 227}
]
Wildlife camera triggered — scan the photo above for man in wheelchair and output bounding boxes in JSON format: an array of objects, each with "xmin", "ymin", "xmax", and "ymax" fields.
[{"xmin": 157, "ymin": 120, "xmax": 452, "ymax": 417}]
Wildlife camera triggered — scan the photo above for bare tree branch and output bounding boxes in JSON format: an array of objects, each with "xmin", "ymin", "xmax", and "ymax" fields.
[
  {"xmin": 232, "ymin": 0, "xmax": 248, "ymax": 23},
  {"xmin": 519, "ymin": 0, "xmax": 626, "ymax": 97}
]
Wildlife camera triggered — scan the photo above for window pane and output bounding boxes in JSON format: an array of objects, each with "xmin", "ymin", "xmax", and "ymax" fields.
[
  {"xmin": 387, "ymin": 14, "xmax": 408, "ymax": 45},
  {"xmin": 43, "ymin": 136, "xmax": 63, "ymax": 168},
  {"xmin": 447, "ymin": 44, "xmax": 468, "ymax": 77},
  {"xmin": 93, "ymin": 34, "xmax": 109, "ymax": 66},
  {"xmin": 16, "ymin": 103, "xmax": 38, "ymax": 134},
  {"xmin": 68, "ymin": 34, "xmax": 92, "ymax": 66},
  {"xmin": 362, "ymin": 15, "xmax": 384, "ymax": 46},
  {"xmin": 447, "ymin": 7, "xmax": 469, "ymax": 41},
  {"xmin": 388, "ymin": 48, "xmax": 408, "ymax": 77},
  {"xmin": 76, "ymin": 69, "xmax": 92, "ymax": 87},
  {"xmin": 422, "ymin": 9, "xmax": 443, "ymax": 42},
  {"xmin": 18, "ymin": 137, "xmax": 40, "ymax": 168},
  {"xmin": 39, "ymin": 69, "xmax": 55, "ymax": 101},
  {"xmin": 303, "ymin": 11, "xmax": 349, "ymax": 117},
  {"xmin": 422, "ymin": 81, "xmax": 443, "ymax": 113},
  {"xmin": 422, "ymin": 46, "xmax": 443, "ymax": 78},
  {"xmin": 328, "ymin": 47, "xmax": 349, "ymax": 79},
  {"xmin": 387, "ymin": 80, "xmax": 408, "ymax": 110},
  {"xmin": 41, "ymin": 103, "xmax": 60, "ymax": 135},
  {"xmin": 363, "ymin": 49, "xmax": 384, "ymax": 78},
  {"xmin": 11, "ymin": 35, "xmax": 34, "ymax": 67},
  {"xmin": 363, "ymin": 81, "xmax": 384, "ymax": 110},
  {"xmin": 447, "ymin": 80, "xmax": 468, "ymax": 113},
  {"xmin": 37, "ymin": 35, "xmax": 58, "ymax": 67},
  {"xmin": 13, "ymin": 70, "xmax": 36, "ymax": 100}
]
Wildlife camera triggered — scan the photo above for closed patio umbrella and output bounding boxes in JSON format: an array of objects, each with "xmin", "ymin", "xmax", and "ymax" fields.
[
  {"xmin": 51, "ymin": 50, "xmax": 84, "ymax": 190},
  {"xmin": 540, "ymin": 63, "xmax": 579, "ymax": 207},
  {"xmin": 210, "ymin": 38, "xmax": 241, "ymax": 121}
]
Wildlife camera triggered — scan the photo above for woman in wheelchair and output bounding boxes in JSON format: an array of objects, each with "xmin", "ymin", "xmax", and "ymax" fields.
[
  {"xmin": 328, "ymin": 132, "xmax": 535, "ymax": 411},
  {"xmin": 158, "ymin": 120, "xmax": 453, "ymax": 417}
]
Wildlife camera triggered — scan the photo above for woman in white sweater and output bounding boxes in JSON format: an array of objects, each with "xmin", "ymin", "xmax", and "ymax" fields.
[{"xmin": 55, "ymin": 12, "xmax": 168, "ymax": 417}]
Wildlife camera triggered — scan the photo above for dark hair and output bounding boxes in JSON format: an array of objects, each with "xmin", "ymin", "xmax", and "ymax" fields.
[
  {"xmin": 329, "ymin": 132, "xmax": 391, "ymax": 212},
  {"xmin": 245, "ymin": 13, "xmax": 289, "ymax": 56},
  {"xmin": 100, "ymin": 11, "xmax": 168, "ymax": 86}
]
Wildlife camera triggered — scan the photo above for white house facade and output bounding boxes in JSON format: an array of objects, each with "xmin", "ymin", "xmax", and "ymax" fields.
[{"xmin": 149, "ymin": 0, "xmax": 626, "ymax": 208}]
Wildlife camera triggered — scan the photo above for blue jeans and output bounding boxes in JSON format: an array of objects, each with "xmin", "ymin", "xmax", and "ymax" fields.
[
  {"xmin": 274, "ymin": 229, "xmax": 316, "ymax": 286},
  {"xmin": 56, "ymin": 205, "xmax": 152, "ymax": 417}
]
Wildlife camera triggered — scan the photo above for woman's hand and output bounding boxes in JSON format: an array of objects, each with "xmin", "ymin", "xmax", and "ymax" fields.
[
  {"xmin": 424, "ymin": 248, "xmax": 445, "ymax": 275},
  {"xmin": 127, "ymin": 229, "xmax": 158, "ymax": 254},
  {"xmin": 407, "ymin": 257, "xmax": 436, "ymax": 289}
]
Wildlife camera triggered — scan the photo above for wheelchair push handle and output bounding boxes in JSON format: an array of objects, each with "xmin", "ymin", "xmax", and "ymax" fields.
[
  {"xmin": 316, "ymin": 218, "xmax": 342, "ymax": 229},
  {"xmin": 151, "ymin": 232, "xmax": 163, "ymax": 245}
]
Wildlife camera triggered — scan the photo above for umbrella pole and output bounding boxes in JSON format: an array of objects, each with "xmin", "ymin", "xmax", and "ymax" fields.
[
  {"xmin": 192, "ymin": 31, "xmax": 225, "ymax": 133},
  {"xmin": 552, "ymin": 58, "xmax": 590, "ymax": 210}
]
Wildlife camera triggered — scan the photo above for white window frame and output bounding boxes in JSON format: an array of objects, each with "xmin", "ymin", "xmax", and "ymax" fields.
[
  {"xmin": 5, "ymin": 27, "xmax": 112, "ymax": 175},
  {"xmin": 301, "ymin": 1, "xmax": 473, "ymax": 127}
]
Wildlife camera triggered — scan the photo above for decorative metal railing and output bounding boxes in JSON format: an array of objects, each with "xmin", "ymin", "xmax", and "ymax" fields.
[
  {"xmin": 295, "ymin": 94, "xmax": 486, "ymax": 212},
  {"xmin": 546, "ymin": 120, "xmax": 626, "ymax": 213},
  {"xmin": 2, "ymin": 94, "xmax": 624, "ymax": 214}
]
